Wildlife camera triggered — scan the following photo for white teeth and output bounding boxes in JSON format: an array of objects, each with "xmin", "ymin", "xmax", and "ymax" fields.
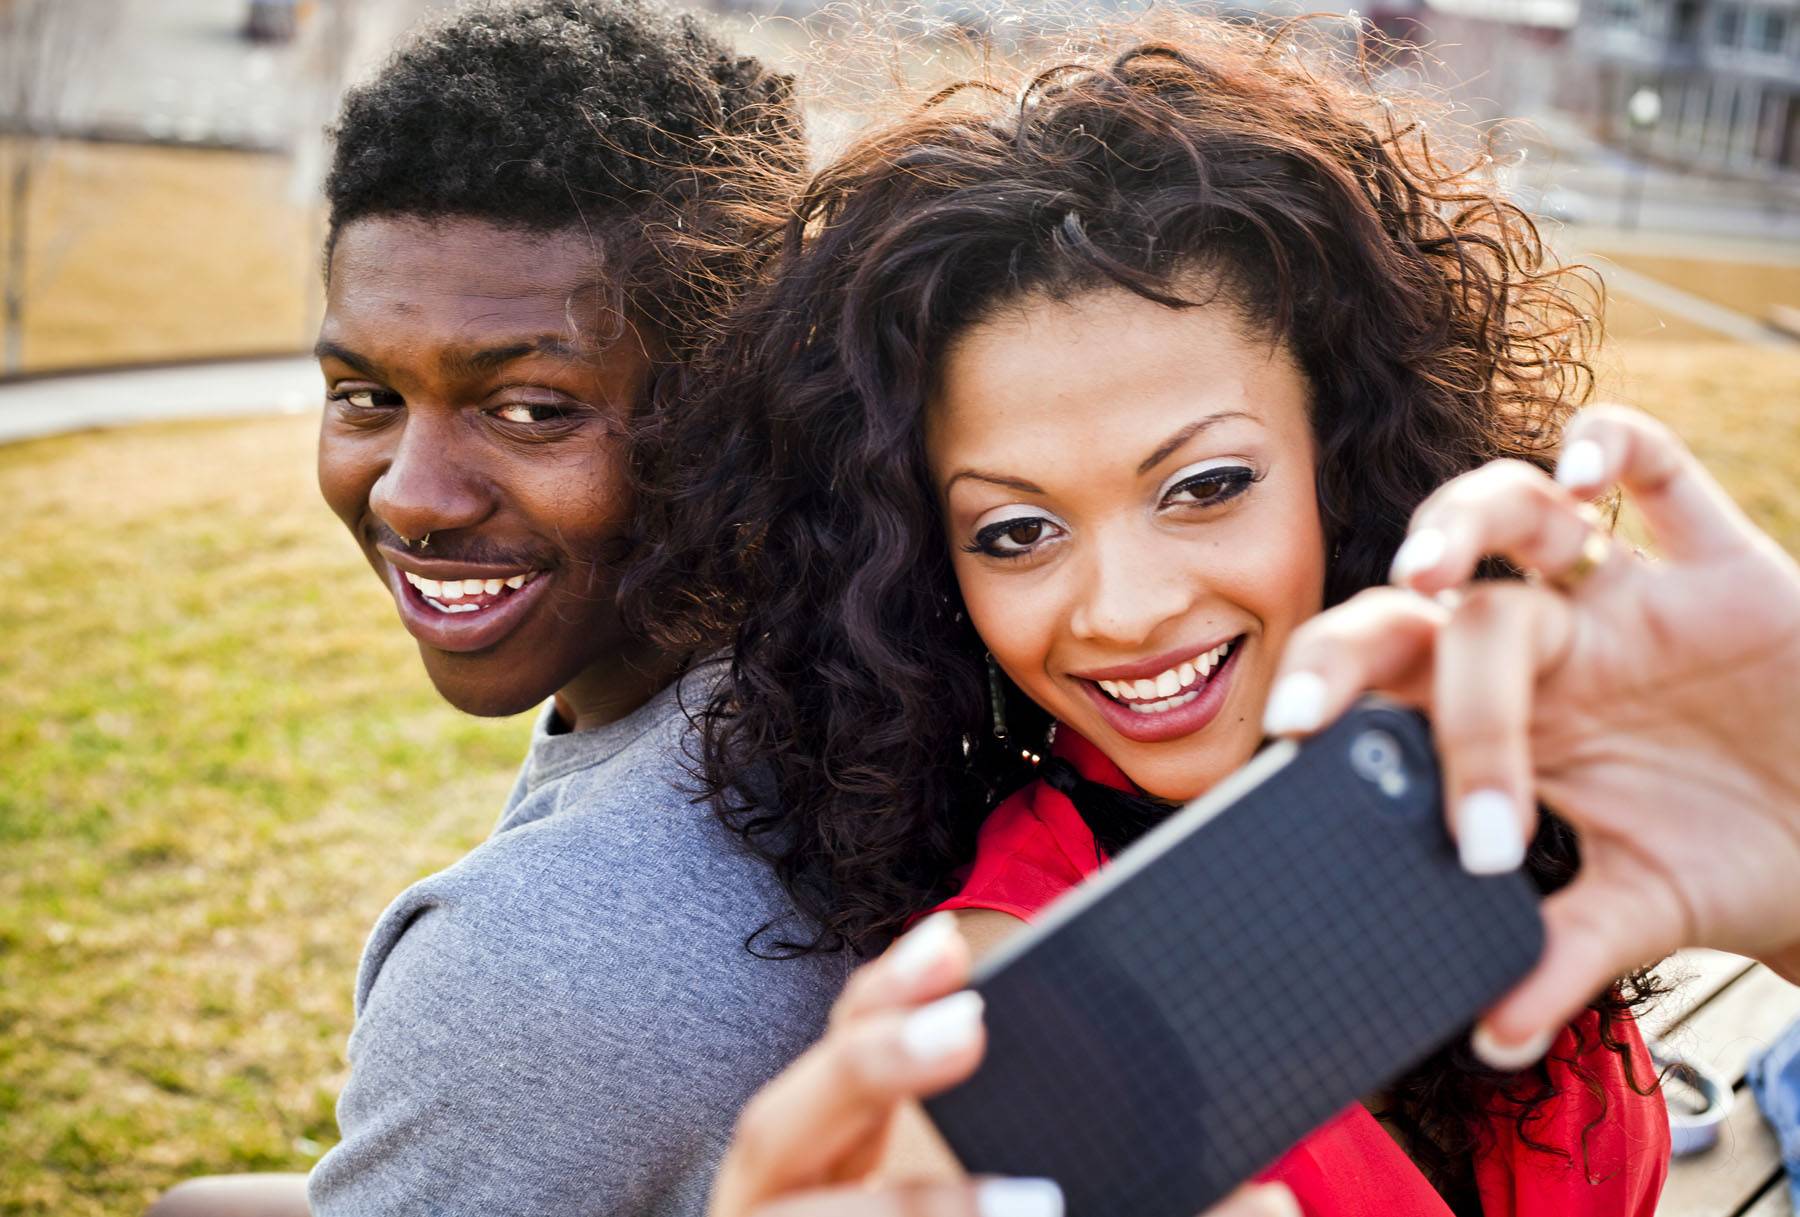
[
  {"xmin": 403, "ymin": 568, "xmax": 543, "ymax": 607},
  {"xmin": 1094, "ymin": 639, "xmax": 1238, "ymax": 706},
  {"xmin": 1125, "ymin": 689, "xmax": 1201, "ymax": 715}
]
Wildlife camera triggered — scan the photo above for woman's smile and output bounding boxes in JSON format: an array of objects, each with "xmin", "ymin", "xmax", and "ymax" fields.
[{"xmin": 1068, "ymin": 634, "xmax": 1246, "ymax": 743}]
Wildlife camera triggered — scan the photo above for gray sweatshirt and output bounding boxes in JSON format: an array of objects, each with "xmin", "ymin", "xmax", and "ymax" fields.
[{"xmin": 308, "ymin": 678, "xmax": 851, "ymax": 1216}]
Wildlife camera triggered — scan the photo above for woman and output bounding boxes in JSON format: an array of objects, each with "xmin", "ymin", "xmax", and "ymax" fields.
[{"xmin": 630, "ymin": 16, "xmax": 1670, "ymax": 1216}]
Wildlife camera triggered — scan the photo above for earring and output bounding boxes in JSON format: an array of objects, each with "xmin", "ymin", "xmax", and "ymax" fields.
[{"xmin": 985, "ymin": 652, "xmax": 1008, "ymax": 741}]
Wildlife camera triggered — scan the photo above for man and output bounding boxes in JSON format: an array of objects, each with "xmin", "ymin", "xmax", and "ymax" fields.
[{"xmin": 306, "ymin": 3, "xmax": 841, "ymax": 1213}]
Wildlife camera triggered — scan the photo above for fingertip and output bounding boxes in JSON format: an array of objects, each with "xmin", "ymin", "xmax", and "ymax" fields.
[
  {"xmin": 887, "ymin": 911, "xmax": 965, "ymax": 988},
  {"xmin": 899, "ymin": 990, "xmax": 985, "ymax": 1065},
  {"xmin": 1389, "ymin": 528, "xmax": 1449, "ymax": 587},
  {"xmin": 1555, "ymin": 438, "xmax": 1607, "ymax": 494},
  {"xmin": 1262, "ymin": 670, "xmax": 1329, "ymax": 736},
  {"xmin": 1470, "ymin": 1022, "xmax": 1555, "ymax": 1071},
  {"xmin": 976, "ymin": 1177, "xmax": 1065, "ymax": 1217},
  {"xmin": 1455, "ymin": 789, "xmax": 1528, "ymax": 875}
]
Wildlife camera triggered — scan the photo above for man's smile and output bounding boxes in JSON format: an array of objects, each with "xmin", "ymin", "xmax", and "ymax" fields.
[
  {"xmin": 377, "ymin": 547, "xmax": 557, "ymax": 654},
  {"xmin": 400, "ymin": 568, "xmax": 543, "ymax": 614}
]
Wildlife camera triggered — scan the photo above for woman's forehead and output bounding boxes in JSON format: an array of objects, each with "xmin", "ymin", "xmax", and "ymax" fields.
[{"xmin": 927, "ymin": 287, "xmax": 1307, "ymax": 476}]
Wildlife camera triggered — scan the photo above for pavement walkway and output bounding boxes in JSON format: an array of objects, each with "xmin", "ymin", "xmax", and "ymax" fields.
[{"xmin": 0, "ymin": 357, "xmax": 320, "ymax": 445}]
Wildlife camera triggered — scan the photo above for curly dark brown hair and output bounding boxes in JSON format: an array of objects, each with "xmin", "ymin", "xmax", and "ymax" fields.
[
  {"xmin": 625, "ymin": 17, "xmax": 1655, "ymax": 1207},
  {"xmin": 323, "ymin": 0, "xmax": 800, "ymax": 359}
]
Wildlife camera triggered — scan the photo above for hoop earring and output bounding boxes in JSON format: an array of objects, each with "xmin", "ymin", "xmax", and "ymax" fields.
[{"xmin": 985, "ymin": 651, "xmax": 1008, "ymax": 741}]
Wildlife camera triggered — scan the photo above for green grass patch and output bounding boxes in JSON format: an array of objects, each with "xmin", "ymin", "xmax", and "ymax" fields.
[{"xmin": 0, "ymin": 415, "xmax": 528, "ymax": 1215}]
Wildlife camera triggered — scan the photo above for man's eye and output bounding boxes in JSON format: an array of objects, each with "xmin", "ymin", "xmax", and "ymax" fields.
[
  {"xmin": 969, "ymin": 516, "xmax": 1060, "ymax": 558},
  {"xmin": 494, "ymin": 402, "xmax": 571, "ymax": 424},
  {"xmin": 332, "ymin": 388, "xmax": 401, "ymax": 410}
]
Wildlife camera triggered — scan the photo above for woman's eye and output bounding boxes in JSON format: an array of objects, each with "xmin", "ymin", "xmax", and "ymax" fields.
[
  {"xmin": 331, "ymin": 388, "xmax": 401, "ymax": 410},
  {"xmin": 494, "ymin": 401, "xmax": 573, "ymax": 424},
  {"xmin": 1164, "ymin": 465, "xmax": 1257, "ymax": 508},
  {"xmin": 969, "ymin": 516, "xmax": 1061, "ymax": 558}
]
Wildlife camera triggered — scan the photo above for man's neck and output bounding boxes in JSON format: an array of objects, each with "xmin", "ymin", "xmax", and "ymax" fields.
[{"xmin": 553, "ymin": 648, "xmax": 678, "ymax": 734}]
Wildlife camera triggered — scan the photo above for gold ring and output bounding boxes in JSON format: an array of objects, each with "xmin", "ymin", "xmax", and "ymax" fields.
[{"xmin": 1549, "ymin": 528, "xmax": 1611, "ymax": 592}]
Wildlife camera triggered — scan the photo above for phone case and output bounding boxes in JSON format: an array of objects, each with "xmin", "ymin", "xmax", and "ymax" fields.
[{"xmin": 923, "ymin": 701, "xmax": 1544, "ymax": 1217}]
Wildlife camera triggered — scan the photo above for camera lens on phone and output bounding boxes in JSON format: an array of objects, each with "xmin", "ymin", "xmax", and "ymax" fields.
[{"xmin": 1350, "ymin": 728, "xmax": 1409, "ymax": 798}]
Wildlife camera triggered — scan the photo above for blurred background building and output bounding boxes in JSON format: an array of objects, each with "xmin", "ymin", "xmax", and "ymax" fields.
[{"xmin": 0, "ymin": 0, "xmax": 1796, "ymax": 377}]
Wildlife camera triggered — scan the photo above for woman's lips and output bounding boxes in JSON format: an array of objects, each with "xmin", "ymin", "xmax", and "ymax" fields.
[
  {"xmin": 1076, "ymin": 636, "xmax": 1245, "ymax": 745},
  {"xmin": 383, "ymin": 561, "xmax": 554, "ymax": 654}
]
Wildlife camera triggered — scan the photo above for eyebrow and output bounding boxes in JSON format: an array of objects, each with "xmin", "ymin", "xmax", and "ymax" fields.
[
  {"xmin": 311, "ymin": 336, "xmax": 581, "ymax": 377},
  {"xmin": 1135, "ymin": 410, "xmax": 1258, "ymax": 476},
  {"xmin": 943, "ymin": 409, "xmax": 1259, "ymax": 497},
  {"xmin": 943, "ymin": 470, "xmax": 1048, "ymax": 495},
  {"xmin": 445, "ymin": 337, "xmax": 581, "ymax": 374}
]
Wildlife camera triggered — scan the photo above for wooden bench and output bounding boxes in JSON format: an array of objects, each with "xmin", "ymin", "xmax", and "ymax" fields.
[{"xmin": 1650, "ymin": 951, "xmax": 1800, "ymax": 1216}]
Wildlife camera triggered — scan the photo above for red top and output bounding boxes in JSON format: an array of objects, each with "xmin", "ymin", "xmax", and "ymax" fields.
[{"xmin": 934, "ymin": 729, "xmax": 1670, "ymax": 1217}]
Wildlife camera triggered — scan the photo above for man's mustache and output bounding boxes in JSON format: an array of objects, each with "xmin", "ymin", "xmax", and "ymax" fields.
[{"xmin": 367, "ymin": 522, "xmax": 550, "ymax": 570}]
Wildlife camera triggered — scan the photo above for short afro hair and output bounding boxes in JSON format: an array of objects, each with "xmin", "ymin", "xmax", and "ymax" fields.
[{"xmin": 323, "ymin": 0, "xmax": 801, "ymax": 354}]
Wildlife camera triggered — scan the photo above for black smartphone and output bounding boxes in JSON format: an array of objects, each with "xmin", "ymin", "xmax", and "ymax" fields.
[{"xmin": 923, "ymin": 699, "xmax": 1543, "ymax": 1217}]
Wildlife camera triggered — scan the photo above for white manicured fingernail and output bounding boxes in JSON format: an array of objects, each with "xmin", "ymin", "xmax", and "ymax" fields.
[
  {"xmin": 1457, "ymin": 789, "xmax": 1527, "ymax": 874},
  {"xmin": 888, "ymin": 912, "xmax": 960, "ymax": 985},
  {"xmin": 901, "ymin": 990, "xmax": 984, "ymax": 1063},
  {"xmin": 1247, "ymin": 1183, "xmax": 1304, "ymax": 1217},
  {"xmin": 1390, "ymin": 528, "xmax": 1448, "ymax": 584},
  {"xmin": 977, "ymin": 1177, "xmax": 1065, "ymax": 1217},
  {"xmin": 1556, "ymin": 439, "xmax": 1606, "ymax": 489},
  {"xmin": 1471, "ymin": 1023, "xmax": 1555, "ymax": 1071},
  {"xmin": 1262, "ymin": 671, "xmax": 1327, "ymax": 735}
]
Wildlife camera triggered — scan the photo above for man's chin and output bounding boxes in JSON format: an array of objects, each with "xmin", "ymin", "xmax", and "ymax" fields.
[{"xmin": 420, "ymin": 652, "xmax": 557, "ymax": 719}]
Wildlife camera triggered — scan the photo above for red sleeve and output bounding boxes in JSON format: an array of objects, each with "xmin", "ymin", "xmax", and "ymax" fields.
[
  {"xmin": 931, "ymin": 784, "xmax": 1100, "ymax": 922},
  {"xmin": 1473, "ymin": 1010, "xmax": 1670, "ymax": 1217}
]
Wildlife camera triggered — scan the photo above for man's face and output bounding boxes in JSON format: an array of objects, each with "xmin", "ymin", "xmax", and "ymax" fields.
[{"xmin": 316, "ymin": 216, "xmax": 655, "ymax": 719}]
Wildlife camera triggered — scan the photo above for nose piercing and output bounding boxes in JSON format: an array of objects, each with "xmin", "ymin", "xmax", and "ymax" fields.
[{"xmin": 398, "ymin": 531, "xmax": 431, "ymax": 550}]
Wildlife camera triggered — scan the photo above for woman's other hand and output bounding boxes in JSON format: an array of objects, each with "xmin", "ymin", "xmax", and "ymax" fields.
[
  {"xmin": 1263, "ymin": 403, "xmax": 1800, "ymax": 1066},
  {"xmin": 708, "ymin": 913, "xmax": 1303, "ymax": 1217}
]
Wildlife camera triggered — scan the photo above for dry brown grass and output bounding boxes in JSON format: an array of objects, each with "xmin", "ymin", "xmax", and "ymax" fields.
[
  {"xmin": 0, "ymin": 139, "xmax": 319, "ymax": 374},
  {"xmin": 1592, "ymin": 249, "xmax": 1800, "ymax": 329},
  {"xmin": 1598, "ymin": 339, "xmax": 1800, "ymax": 553}
]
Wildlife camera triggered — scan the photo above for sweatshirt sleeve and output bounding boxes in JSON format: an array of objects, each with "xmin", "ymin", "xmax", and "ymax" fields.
[{"xmin": 308, "ymin": 819, "xmax": 842, "ymax": 1217}]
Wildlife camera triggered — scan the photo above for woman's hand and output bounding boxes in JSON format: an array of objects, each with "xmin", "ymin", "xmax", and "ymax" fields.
[
  {"xmin": 709, "ymin": 914, "xmax": 1303, "ymax": 1217},
  {"xmin": 1263, "ymin": 403, "xmax": 1800, "ymax": 1066}
]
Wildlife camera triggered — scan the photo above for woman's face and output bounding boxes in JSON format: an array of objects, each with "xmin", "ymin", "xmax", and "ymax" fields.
[{"xmin": 928, "ymin": 285, "xmax": 1327, "ymax": 802}]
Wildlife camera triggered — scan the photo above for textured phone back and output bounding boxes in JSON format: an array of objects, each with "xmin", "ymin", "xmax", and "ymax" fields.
[{"xmin": 923, "ymin": 704, "xmax": 1543, "ymax": 1217}]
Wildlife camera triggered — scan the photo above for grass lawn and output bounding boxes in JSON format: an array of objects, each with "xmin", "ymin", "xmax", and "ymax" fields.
[
  {"xmin": 2, "ymin": 339, "xmax": 1797, "ymax": 1216},
  {"xmin": 0, "ymin": 415, "xmax": 527, "ymax": 1215}
]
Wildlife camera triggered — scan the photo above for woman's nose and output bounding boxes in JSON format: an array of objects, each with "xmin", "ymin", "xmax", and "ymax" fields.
[
  {"xmin": 1066, "ymin": 530, "xmax": 1201, "ymax": 647},
  {"xmin": 367, "ymin": 413, "xmax": 494, "ymax": 545}
]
